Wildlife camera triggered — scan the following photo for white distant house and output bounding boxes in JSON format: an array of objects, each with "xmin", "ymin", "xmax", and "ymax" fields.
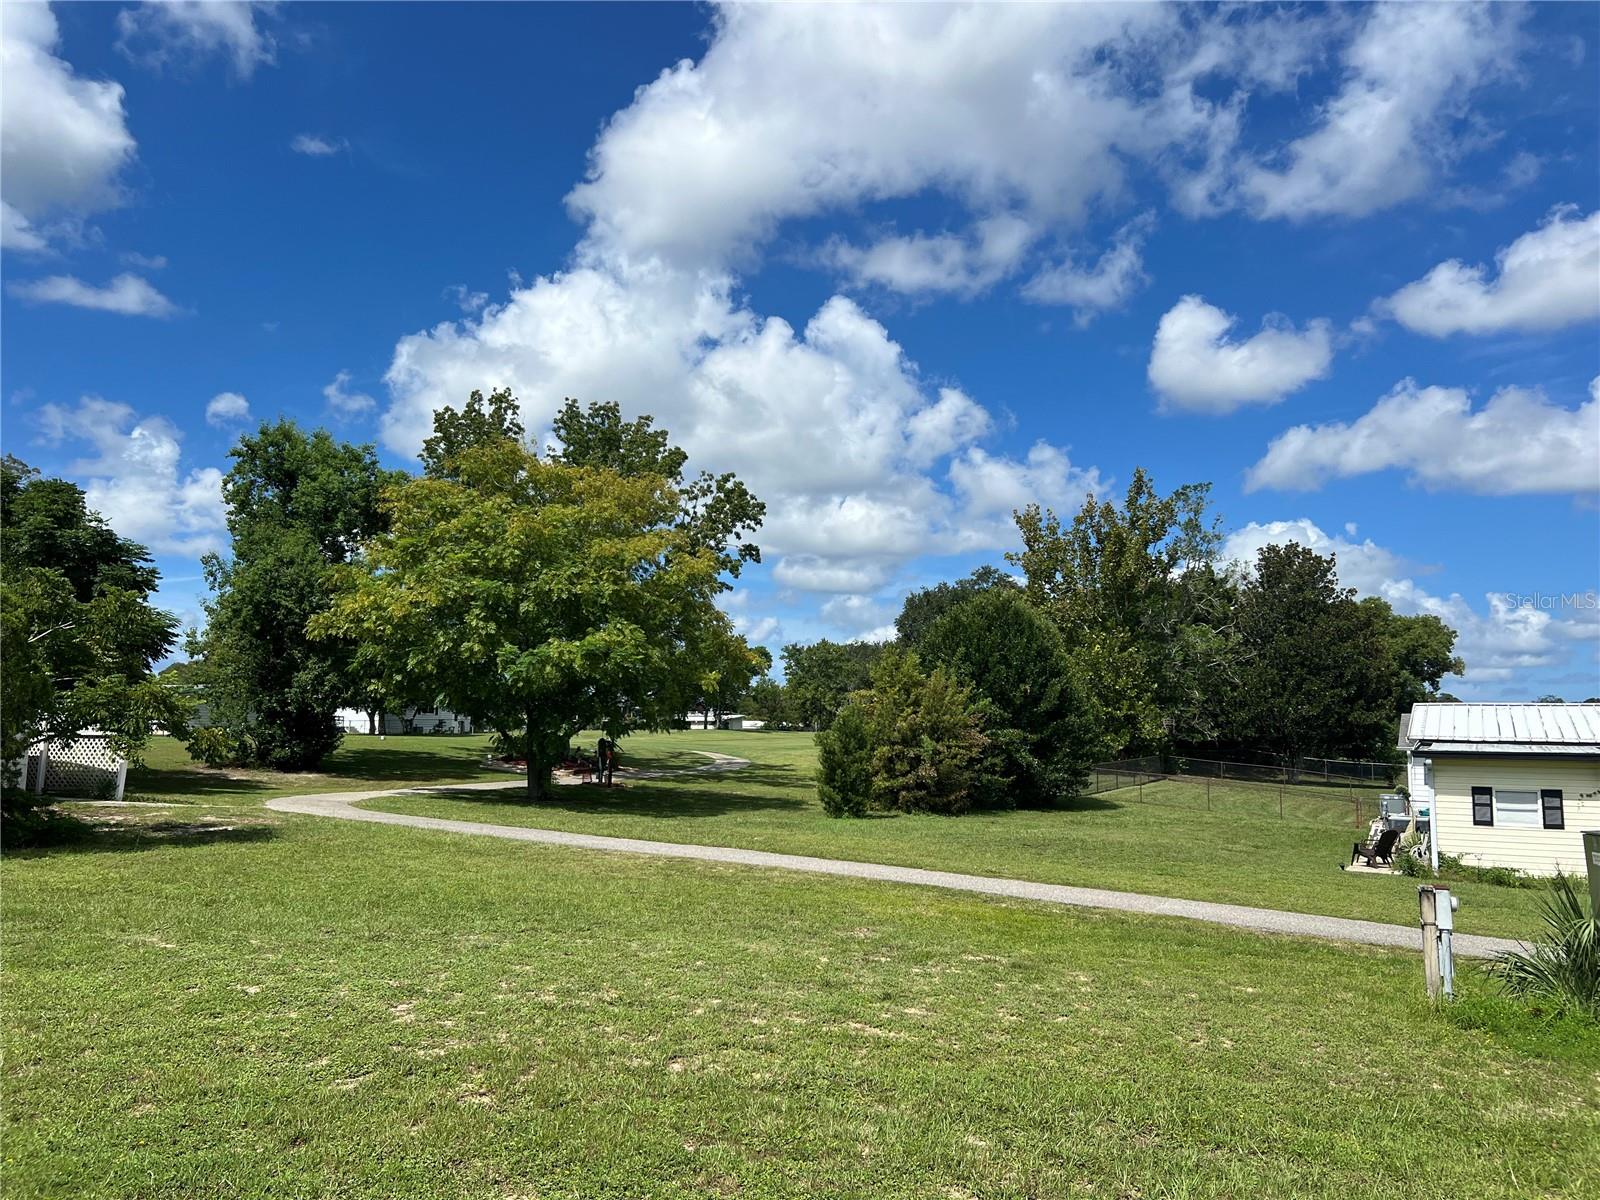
[
  {"xmin": 682, "ymin": 710, "xmax": 765, "ymax": 731},
  {"xmin": 334, "ymin": 706, "xmax": 477, "ymax": 735},
  {"xmin": 1399, "ymin": 702, "xmax": 1600, "ymax": 876}
]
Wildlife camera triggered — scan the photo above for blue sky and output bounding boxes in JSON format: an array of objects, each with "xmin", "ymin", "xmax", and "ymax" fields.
[{"xmin": 3, "ymin": 1, "xmax": 1598, "ymax": 699}]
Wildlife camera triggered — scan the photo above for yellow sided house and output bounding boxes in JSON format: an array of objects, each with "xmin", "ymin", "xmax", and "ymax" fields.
[{"xmin": 1400, "ymin": 702, "xmax": 1600, "ymax": 876}]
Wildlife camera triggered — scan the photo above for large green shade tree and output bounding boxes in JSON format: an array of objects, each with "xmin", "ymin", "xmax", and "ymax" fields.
[
  {"xmin": 0, "ymin": 458, "xmax": 184, "ymax": 807},
  {"xmin": 315, "ymin": 398, "xmax": 764, "ymax": 800},
  {"xmin": 194, "ymin": 422, "xmax": 400, "ymax": 770}
]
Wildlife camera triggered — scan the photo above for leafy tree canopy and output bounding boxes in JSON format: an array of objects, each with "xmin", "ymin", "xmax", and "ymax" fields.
[
  {"xmin": 861, "ymin": 648, "xmax": 988, "ymax": 815},
  {"xmin": 2, "ymin": 455, "xmax": 160, "ymax": 603},
  {"xmin": 1, "ymin": 463, "xmax": 183, "ymax": 792},
  {"xmin": 1233, "ymin": 543, "xmax": 1396, "ymax": 763},
  {"xmin": 314, "ymin": 399, "xmax": 764, "ymax": 800},
  {"xmin": 781, "ymin": 639, "xmax": 886, "ymax": 730},
  {"xmin": 1010, "ymin": 467, "xmax": 1228, "ymax": 755},
  {"xmin": 555, "ymin": 398, "xmax": 765, "ymax": 579},
  {"xmin": 420, "ymin": 387, "xmax": 526, "ymax": 480},
  {"xmin": 895, "ymin": 565, "xmax": 1019, "ymax": 648},
  {"xmin": 918, "ymin": 589, "xmax": 1100, "ymax": 805},
  {"xmin": 195, "ymin": 420, "xmax": 401, "ymax": 770}
]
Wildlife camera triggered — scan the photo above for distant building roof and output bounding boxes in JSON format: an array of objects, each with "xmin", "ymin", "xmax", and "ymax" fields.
[{"xmin": 1403, "ymin": 702, "xmax": 1600, "ymax": 755}]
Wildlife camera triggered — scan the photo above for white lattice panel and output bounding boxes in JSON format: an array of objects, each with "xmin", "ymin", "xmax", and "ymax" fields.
[{"xmin": 33, "ymin": 734, "xmax": 128, "ymax": 801}]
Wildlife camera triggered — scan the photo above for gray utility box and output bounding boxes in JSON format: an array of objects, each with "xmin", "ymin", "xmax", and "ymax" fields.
[{"xmin": 1585, "ymin": 830, "xmax": 1600, "ymax": 917}]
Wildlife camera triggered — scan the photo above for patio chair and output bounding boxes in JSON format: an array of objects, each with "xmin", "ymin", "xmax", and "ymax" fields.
[{"xmin": 1350, "ymin": 827, "xmax": 1400, "ymax": 868}]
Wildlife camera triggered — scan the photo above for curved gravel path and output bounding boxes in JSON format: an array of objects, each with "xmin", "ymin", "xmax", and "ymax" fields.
[{"xmin": 266, "ymin": 765, "xmax": 1524, "ymax": 959}]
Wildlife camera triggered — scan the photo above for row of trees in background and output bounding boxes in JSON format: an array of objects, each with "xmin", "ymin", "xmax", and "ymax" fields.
[
  {"xmin": 756, "ymin": 470, "xmax": 1464, "ymax": 814},
  {"xmin": 3, "ymin": 392, "xmax": 772, "ymax": 810},
  {"xmin": 3, "ymin": 406, "xmax": 1465, "ymax": 819},
  {"xmin": 168, "ymin": 391, "xmax": 766, "ymax": 799}
]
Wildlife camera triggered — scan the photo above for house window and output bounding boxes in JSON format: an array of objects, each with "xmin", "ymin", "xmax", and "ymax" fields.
[
  {"xmin": 1471, "ymin": 786, "xmax": 1493, "ymax": 826},
  {"xmin": 1494, "ymin": 789, "xmax": 1540, "ymax": 829},
  {"xmin": 1541, "ymin": 789, "xmax": 1565, "ymax": 831}
]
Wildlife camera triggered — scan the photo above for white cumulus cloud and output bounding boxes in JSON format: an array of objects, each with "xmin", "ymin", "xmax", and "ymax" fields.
[
  {"xmin": 1022, "ymin": 215, "xmax": 1154, "ymax": 324},
  {"xmin": 323, "ymin": 370, "xmax": 376, "ymax": 417},
  {"xmin": 37, "ymin": 396, "xmax": 226, "ymax": 556},
  {"xmin": 825, "ymin": 215, "xmax": 1034, "ymax": 299},
  {"xmin": 204, "ymin": 392, "xmax": 252, "ymax": 427},
  {"xmin": 7, "ymin": 273, "xmax": 179, "ymax": 318},
  {"xmin": 1148, "ymin": 295, "xmax": 1333, "ymax": 413},
  {"xmin": 1240, "ymin": 3, "xmax": 1524, "ymax": 220},
  {"xmin": 0, "ymin": 3, "xmax": 136, "ymax": 251},
  {"xmin": 1380, "ymin": 206, "xmax": 1600, "ymax": 337},
  {"xmin": 1247, "ymin": 378, "xmax": 1600, "ymax": 494},
  {"xmin": 117, "ymin": 0, "xmax": 277, "ymax": 79}
]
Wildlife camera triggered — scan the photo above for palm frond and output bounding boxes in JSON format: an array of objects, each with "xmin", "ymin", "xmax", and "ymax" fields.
[{"xmin": 1487, "ymin": 872, "xmax": 1600, "ymax": 1019}]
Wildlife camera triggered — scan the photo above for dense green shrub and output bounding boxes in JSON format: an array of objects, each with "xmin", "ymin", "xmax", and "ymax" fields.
[
  {"xmin": 863, "ymin": 649, "xmax": 988, "ymax": 815},
  {"xmin": 917, "ymin": 589, "xmax": 1098, "ymax": 807},
  {"xmin": 186, "ymin": 726, "xmax": 253, "ymax": 768},
  {"xmin": 1488, "ymin": 874, "xmax": 1599, "ymax": 1020},
  {"xmin": 815, "ymin": 703, "xmax": 872, "ymax": 818}
]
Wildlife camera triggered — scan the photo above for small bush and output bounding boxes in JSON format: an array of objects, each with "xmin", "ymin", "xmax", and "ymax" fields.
[
  {"xmin": 186, "ymin": 726, "xmax": 251, "ymax": 767},
  {"xmin": 1394, "ymin": 845, "xmax": 1542, "ymax": 890},
  {"xmin": 1487, "ymin": 873, "xmax": 1599, "ymax": 1021},
  {"xmin": 1394, "ymin": 830, "xmax": 1430, "ymax": 876},
  {"xmin": 864, "ymin": 650, "xmax": 988, "ymax": 815},
  {"xmin": 816, "ymin": 703, "xmax": 872, "ymax": 818}
]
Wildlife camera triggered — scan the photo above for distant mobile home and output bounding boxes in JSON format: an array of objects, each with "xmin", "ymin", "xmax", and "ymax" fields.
[
  {"xmin": 1399, "ymin": 702, "xmax": 1600, "ymax": 876},
  {"xmin": 334, "ymin": 706, "xmax": 476, "ymax": 735}
]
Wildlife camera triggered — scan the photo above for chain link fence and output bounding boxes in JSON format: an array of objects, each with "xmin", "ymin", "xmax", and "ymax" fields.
[{"xmin": 1084, "ymin": 751, "xmax": 1396, "ymax": 826}]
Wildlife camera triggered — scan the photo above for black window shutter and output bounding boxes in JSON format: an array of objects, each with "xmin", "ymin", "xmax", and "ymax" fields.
[
  {"xmin": 1541, "ymin": 789, "xmax": 1564, "ymax": 831},
  {"xmin": 1471, "ymin": 787, "xmax": 1493, "ymax": 826}
]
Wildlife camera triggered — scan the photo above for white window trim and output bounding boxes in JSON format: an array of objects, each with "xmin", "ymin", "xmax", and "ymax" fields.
[{"xmin": 1492, "ymin": 788, "xmax": 1540, "ymax": 830}]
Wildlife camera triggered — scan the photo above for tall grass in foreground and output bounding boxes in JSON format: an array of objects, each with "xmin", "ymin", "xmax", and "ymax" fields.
[{"xmin": 1488, "ymin": 873, "xmax": 1600, "ymax": 1019}]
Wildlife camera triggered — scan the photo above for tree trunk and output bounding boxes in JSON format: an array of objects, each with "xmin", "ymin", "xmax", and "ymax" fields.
[{"xmin": 524, "ymin": 708, "xmax": 551, "ymax": 802}]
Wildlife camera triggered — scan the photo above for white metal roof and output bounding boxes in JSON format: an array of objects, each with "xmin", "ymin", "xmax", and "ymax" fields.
[{"xmin": 1405, "ymin": 703, "xmax": 1600, "ymax": 754}]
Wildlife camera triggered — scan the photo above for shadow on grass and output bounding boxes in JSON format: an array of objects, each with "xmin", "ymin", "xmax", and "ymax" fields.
[
  {"xmin": 411, "ymin": 776, "xmax": 809, "ymax": 819},
  {"xmin": 123, "ymin": 767, "xmax": 282, "ymax": 803},
  {"xmin": 6, "ymin": 815, "xmax": 280, "ymax": 858},
  {"xmin": 321, "ymin": 746, "xmax": 496, "ymax": 783}
]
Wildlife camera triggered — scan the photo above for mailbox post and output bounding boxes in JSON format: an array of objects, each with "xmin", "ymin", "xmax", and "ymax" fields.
[{"xmin": 1418, "ymin": 885, "xmax": 1459, "ymax": 1001}]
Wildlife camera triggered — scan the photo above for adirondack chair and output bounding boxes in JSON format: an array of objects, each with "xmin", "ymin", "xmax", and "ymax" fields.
[{"xmin": 1350, "ymin": 827, "xmax": 1401, "ymax": 868}]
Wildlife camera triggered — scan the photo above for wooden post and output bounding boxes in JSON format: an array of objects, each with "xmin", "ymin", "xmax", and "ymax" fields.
[
  {"xmin": 1278, "ymin": 785, "xmax": 1284, "ymax": 819},
  {"xmin": 1206, "ymin": 777, "xmax": 1211, "ymax": 811},
  {"xmin": 1419, "ymin": 887, "xmax": 1441, "ymax": 1001}
]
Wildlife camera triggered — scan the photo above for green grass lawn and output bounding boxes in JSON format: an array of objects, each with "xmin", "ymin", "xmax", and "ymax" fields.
[
  {"xmin": 122, "ymin": 732, "xmax": 508, "ymax": 805},
  {"xmin": 360, "ymin": 729, "xmax": 1550, "ymax": 940},
  {"xmin": 5, "ymin": 802, "xmax": 1597, "ymax": 1199}
]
